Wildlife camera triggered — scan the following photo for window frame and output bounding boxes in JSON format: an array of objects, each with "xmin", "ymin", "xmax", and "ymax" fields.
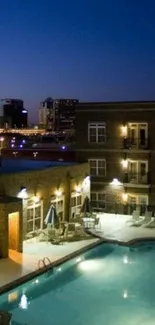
[
  {"xmin": 26, "ymin": 200, "xmax": 43, "ymax": 233},
  {"xmin": 89, "ymin": 159, "xmax": 106, "ymax": 177},
  {"xmin": 88, "ymin": 122, "xmax": 106, "ymax": 143},
  {"xmin": 91, "ymin": 192, "xmax": 106, "ymax": 209},
  {"xmin": 70, "ymin": 192, "xmax": 82, "ymax": 218}
]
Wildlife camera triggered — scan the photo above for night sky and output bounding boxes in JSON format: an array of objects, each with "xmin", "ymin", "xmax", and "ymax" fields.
[{"xmin": 0, "ymin": 0, "xmax": 155, "ymax": 122}]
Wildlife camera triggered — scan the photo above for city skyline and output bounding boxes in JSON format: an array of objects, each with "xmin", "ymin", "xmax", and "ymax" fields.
[{"xmin": 0, "ymin": 0, "xmax": 155, "ymax": 122}]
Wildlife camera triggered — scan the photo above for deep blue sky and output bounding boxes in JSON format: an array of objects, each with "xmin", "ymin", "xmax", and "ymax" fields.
[{"xmin": 0, "ymin": 0, "xmax": 155, "ymax": 122}]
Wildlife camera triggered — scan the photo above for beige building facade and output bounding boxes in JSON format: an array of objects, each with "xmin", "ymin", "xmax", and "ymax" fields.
[{"xmin": 0, "ymin": 162, "xmax": 90, "ymax": 257}]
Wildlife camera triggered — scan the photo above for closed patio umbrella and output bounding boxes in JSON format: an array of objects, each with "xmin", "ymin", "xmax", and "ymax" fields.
[
  {"xmin": 80, "ymin": 196, "xmax": 92, "ymax": 215},
  {"xmin": 44, "ymin": 205, "xmax": 58, "ymax": 226}
]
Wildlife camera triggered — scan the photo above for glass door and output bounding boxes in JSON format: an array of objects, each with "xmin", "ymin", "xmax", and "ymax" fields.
[
  {"xmin": 139, "ymin": 124, "xmax": 148, "ymax": 147},
  {"xmin": 128, "ymin": 161, "xmax": 138, "ymax": 183},
  {"xmin": 128, "ymin": 124, "xmax": 138, "ymax": 146},
  {"xmin": 139, "ymin": 196, "xmax": 148, "ymax": 215},
  {"xmin": 139, "ymin": 161, "xmax": 148, "ymax": 183}
]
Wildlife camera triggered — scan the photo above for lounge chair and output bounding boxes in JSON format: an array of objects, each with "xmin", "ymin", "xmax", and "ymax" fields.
[
  {"xmin": 145, "ymin": 216, "xmax": 155, "ymax": 228},
  {"xmin": 131, "ymin": 211, "xmax": 152, "ymax": 227},
  {"xmin": 126, "ymin": 210, "xmax": 140, "ymax": 225}
]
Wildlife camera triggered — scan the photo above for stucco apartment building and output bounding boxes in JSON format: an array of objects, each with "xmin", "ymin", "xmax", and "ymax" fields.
[
  {"xmin": 75, "ymin": 101, "xmax": 155, "ymax": 214},
  {"xmin": 0, "ymin": 159, "xmax": 90, "ymax": 258}
]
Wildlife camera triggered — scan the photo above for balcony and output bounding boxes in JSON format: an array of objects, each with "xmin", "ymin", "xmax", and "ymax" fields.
[
  {"xmin": 123, "ymin": 137, "xmax": 149, "ymax": 150},
  {"xmin": 123, "ymin": 172, "xmax": 149, "ymax": 185}
]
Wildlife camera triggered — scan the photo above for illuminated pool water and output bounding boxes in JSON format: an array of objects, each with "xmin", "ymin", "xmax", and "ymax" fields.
[{"xmin": 0, "ymin": 241, "xmax": 155, "ymax": 325}]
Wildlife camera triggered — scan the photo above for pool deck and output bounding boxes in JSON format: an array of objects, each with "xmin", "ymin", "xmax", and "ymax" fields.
[
  {"xmin": 92, "ymin": 213, "xmax": 155, "ymax": 242},
  {"xmin": 1, "ymin": 212, "xmax": 155, "ymax": 290},
  {"xmin": 0, "ymin": 238, "xmax": 97, "ymax": 289}
]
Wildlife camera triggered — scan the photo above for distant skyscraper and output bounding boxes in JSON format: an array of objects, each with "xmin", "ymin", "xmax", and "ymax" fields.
[
  {"xmin": 39, "ymin": 98, "xmax": 78, "ymax": 132},
  {"xmin": 0, "ymin": 98, "xmax": 28, "ymax": 128}
]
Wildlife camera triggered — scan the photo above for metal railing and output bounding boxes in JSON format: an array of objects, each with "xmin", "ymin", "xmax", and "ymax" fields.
[
  {"xmin": 123, "ymin": 137, "xmax": 149, "ymax": 149},
  {"xmin": 123, "ymin": 172, "xmax": 149, "ymax": 184},
  {"xmin": 38, "ymin": 257, "xmax": 52, "ymax": 270}
]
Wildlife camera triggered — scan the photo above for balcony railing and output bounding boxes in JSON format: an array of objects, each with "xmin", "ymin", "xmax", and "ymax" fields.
[
  {"xmin": 123, "ymin": 172, "xmax": 149, "ymax": 184},
  {"xmin": 123, "ymin": 137, "xmax": 149, "ymax": 149}
]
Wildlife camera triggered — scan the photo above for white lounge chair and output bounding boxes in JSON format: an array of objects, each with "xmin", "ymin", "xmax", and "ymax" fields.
[
  {"xmin": 126, "ymin": 210, "xmax": 140, "ymax": 225},
  {"xmin": 145, "ymin": 216, "xmax": 155, "ymax": 228},
  {"xmin": 131, "ymin": 211, "xmax": 152, "ymax": 227}
]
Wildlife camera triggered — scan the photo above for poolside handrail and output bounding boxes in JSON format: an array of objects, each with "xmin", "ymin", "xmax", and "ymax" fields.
[{"xmin": 43, "ymin": 256, "xmax": 52, "ymax": 266}]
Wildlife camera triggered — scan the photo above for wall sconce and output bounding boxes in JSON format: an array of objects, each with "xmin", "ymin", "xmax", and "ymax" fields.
[
  {"xmin": 121, "ymin": 125, "xmax": 127, "ymax": 137},
  {"xmin": 110, "ymin": 178, "xmax": 122, "ymax": 186},
  {"xmin": 55, "ymin": 189, "xmax": 62, "ymax": 197},
  {"xmin": 17, "ymin": 187, "xmax": 28, "ymax": 199},
  {"xmin": 33, "ymin": 196, "xmax": 40, "ymax": 203},
  {"xmin": 75, "ymin": 185, "xmax": 82, "ymax": 193},
  {"xmin": 121, "ymin": 159, "xmax": 128, "ymax": 169},
  {"xmin": 122, "ymin": 193, "xmax": 128, "ymax": 203}
]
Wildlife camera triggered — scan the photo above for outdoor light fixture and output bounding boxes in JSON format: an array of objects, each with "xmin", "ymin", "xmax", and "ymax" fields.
[
  {"xmin": 33, "ymin": 196, "xmax": 40, "ymax": 203},
  {"xmin": 75, "ymin": 185, "xmax": 82, "ymax": 193},
  {"xmin": 122, "ymin": 193, "xmax": 128, "ymax": 203},
  {"xmin": 55, "ymin": 189, "xmax": 62, "ymax": 197},
  {"xmin": 0, "ymin": 137, "xmax": 4, "ymax": 142},
  {"xmin": 121, "ymin": 159, "xmax": 128, "ymax": 169},
  {"xmin": 121, "ymin": 125, "xmax": 127, "ymax": 137},
  {"xmin": 110, "ymin": 178, "xmax": 122, "ymax": 186},
  {"xmin": 17, "ymin": 187, "xmax": 28, "ymax": 199},
  {"xmin": 61, "ymin": 145, "xmax": 66, "ymax": 150}
]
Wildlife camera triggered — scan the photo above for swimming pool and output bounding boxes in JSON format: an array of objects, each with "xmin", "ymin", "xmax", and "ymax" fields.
[{"xmin": 0, "ymin": 240, "xmax": 155, "ymax": 325}]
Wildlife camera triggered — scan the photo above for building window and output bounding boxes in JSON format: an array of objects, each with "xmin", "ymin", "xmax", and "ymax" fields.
[
  {"xmin": 51, "ymin": 196, "xmax": 64, "ymax": 221},
  {"xmin": 88, "ymin": 123, "xmax": 106, "ymax": 143},
  {"xmin": 89, "ymin": 159, "xmax": 106, "ymax": 176},
  {"xmin": 27, "ymin": 200, "xmax": 43, "ymax": 233},
  {"xmin": 91, "ymin": 192, "xmax": 106, "ymax": 209},
  {"xmin": 71, "ymin": 193, "xmax": 82, "ymax": 218}
]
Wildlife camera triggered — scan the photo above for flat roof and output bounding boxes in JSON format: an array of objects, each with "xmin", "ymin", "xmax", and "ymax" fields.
[
  {"xmin": 0, "ymin": 158, "xmax": 76, "ymax": 174},
  {"xmin": 77, "ymin": 100, "xmax": 155, "ymax": 111}
]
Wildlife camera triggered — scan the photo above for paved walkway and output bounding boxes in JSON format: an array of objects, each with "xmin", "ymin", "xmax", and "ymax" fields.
[
  {"xmin": 92, "ymin": 213, "xmax": 155, "ymax": 242},
  {"xmin": 0, "ymin": 238, "xmax": 97, "ymax": 288},
  {"xmin": 1, "ymin": 213, "xmax": 155, "ymax": 289}
]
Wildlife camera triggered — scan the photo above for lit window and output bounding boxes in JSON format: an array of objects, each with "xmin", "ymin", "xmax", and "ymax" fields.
[
  {"xmin": 71, "ymin": 193, "xmax": 82, "ymax": 218},
  {"xmin": 88, "ymin": 123, "xmax": 106, "ymax": 143},
  {"xmin": 27, "ymin": 199, "xmax": 43, "ymax": 233}
]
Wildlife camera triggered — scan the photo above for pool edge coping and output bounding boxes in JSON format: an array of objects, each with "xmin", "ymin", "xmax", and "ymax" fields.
[
  {"xmin": 0, "ymin": 239, "xmax": 102, "ymax": 295},
  {"xmin": 1, "ymin": 235, "xmax": 155, "ymax": 295}
]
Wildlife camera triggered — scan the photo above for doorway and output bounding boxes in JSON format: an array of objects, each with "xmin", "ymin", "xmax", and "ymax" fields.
[{"xmin": 8, "ymin": 212, "xmax": 19, "ymax": 250}]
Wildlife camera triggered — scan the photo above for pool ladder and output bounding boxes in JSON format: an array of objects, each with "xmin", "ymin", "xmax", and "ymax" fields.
[{"xmin": 38, "ymin": 256, "xmax": 52, "ymax": 270}]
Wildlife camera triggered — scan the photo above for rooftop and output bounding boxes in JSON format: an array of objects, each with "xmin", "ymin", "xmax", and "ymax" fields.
[
  {"xmin": 77, "ymin": 100, "xmax": 155, "ymax": 111},
  {"xmin": 0, "ymin": 158, "xmax": 76, "ymax": 174}
]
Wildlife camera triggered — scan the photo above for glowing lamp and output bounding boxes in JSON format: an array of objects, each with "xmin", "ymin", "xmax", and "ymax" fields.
[
  {"xmin": 122, "ymin": 193, "xmax": 128, "ymax": 202},
  {"xmin": 110, "ymin": 178, "xmax": 122, "ymax": 186},
  {"xmin": 17, "ymin": 187, "xmax": 28, "ymax": 199},
  {"xmin": 121, "ymin": 125, "xmax": 127, "ymax": 137},
  {"xmin": 55, "ymin": 189, "xmax": 62, "ymax": 197},
  {"xmin": 75, "ymin": 185, "xmax": 81, "ymax": 193},
  {"xmin": 33, "ymin": 196, "xmax": 40, "ymax": 203},
  {"xmin": 0, "ymin": 137, "xmax": 4, "ymax": 142},
  {"xmin": 121, "ymin": 159, "xmax": 128, "ymax": 169}
]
